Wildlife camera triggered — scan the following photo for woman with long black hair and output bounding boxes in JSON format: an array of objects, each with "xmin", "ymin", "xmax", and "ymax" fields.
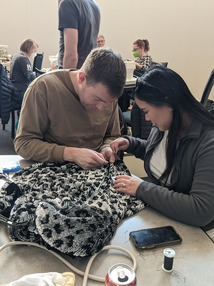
[{"xmin": 111, "ymin": 65, "xmax": 214, "ymax": 228}]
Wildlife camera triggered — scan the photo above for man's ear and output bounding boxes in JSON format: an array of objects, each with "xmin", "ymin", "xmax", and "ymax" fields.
[{"xmin": 78, "ymin": 71, "xmax": 86, "ymax": 84}]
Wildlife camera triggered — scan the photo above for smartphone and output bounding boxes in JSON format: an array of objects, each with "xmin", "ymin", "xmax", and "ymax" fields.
[{"xmin": 129, "ymin": 225, "xmax": 182, "ymax": 249}]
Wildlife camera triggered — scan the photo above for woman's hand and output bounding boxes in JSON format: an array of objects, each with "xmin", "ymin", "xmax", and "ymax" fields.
[
  {"xmin": 113, "ymin": 175, "xmax": 143, "ymax": 197},
  {"xmin": 135, "ymin": 63, "xmax": 142, "ymax": 70},
  {"xmin": 110, "ymin": 138, "xmax": 129, "ymax": 154},
  {"xmin": 101, "ymin": 146, "xmax": 119, "ymax": 163}
]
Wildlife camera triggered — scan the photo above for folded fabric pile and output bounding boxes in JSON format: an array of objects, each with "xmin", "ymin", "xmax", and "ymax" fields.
[{"xmin": 0, "ymin": 161, "xmax": 145, "ymax": 257}]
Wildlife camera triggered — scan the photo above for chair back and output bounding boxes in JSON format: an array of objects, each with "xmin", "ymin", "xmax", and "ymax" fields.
[
  {"xmin": 33, "ymin": 53, "xmax": 44, "ymax": 71},
  {"xmin": 151, "ymin": 61, "xmax": 168, "ymax": 67},
  {"xmin": 200, "ymin": 70, "xmax": 214, "ymax": 107},
  {"xmin": 160, "ymin": 62, "xmax": 168, "ymax": 67}
]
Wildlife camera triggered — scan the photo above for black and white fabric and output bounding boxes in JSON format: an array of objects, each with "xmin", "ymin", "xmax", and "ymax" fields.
[{"xmin": 0, "ymin": 161, "xmax": 145, "ymax": 257}]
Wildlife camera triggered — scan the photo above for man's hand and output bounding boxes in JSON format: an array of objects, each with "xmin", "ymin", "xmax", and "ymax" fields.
[
  {"xmin": 63, "ymin": 147, "xmax": 108, "ymax": 169},
  {"xmin": 101, "ymin": 146, "xmax": 119, "ymax": 163}
]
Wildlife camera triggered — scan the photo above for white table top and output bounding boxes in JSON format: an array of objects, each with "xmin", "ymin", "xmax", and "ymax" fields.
[
  {"xmin": 125, "ymin": 77, "xmax": 137, "ymax": 87},
  {"xmin": 0, "ymin": 155, "xmax": 214, "ymax": 285}
]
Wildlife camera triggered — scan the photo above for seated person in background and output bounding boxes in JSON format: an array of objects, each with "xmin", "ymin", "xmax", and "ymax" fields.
[
  {"xmin": 14, "ymin": 48, "xmax": 126, "ymax": 170},
  {"xmin": 132, "ymin": 39, "xmax": 152, "ymax": 76},
  {"xmin": 10, "ymin": 38, "xmax": 38, "ymax": 100},
  {"xmin": 97, "ymin": 34, "xmax": 105, "ymax": 47},
  {"xmin": 111, "ymin": 65, "xmax": 214, "ymax": 228},
  {"xmin": 131, "ymin": 38, "xmax": 152, "ymax": 139}
]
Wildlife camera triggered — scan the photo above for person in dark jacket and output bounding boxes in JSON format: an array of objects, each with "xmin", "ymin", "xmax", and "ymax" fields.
[
  {"xmin": 0, "ymin": 63, "xmax": 13, "ymax": 126},
  {"xmin": 111, "ymin": 65, "xmax": 214, "ymax": 228},
  {"xmin": 10, "ymin": 38, "xmax": 38, "ymax": 98},
  {"xmin": 9, "ymin": 38, "xmax": 38, "ymax": 130}
]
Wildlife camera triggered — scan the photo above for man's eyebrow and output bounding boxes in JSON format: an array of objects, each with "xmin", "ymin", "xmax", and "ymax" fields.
[
  {"xmin": 95, "ymin": 96, "xmax": 115, "ymax": 103},
  {"xmin": 94, "ymin": 96, "xmax": 106, "ymax": 102}
]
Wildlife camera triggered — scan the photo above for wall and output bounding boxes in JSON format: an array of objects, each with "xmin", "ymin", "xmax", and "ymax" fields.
[
  {"xmin": 0, "ymin": 0, "xmax": 213, "ymax": 100},
  {"xmin": 97, "ymin": 0, "xmax": 214, "ymax": 100},
  {"xmin": 0, "ymin": 0, "xmax": 58, "ymax": 68}
]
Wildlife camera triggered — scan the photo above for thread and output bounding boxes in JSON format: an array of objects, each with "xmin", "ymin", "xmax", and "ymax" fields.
[{"xmin": 162, "ymin": 248, "xmax": 175, "ymax": 272}]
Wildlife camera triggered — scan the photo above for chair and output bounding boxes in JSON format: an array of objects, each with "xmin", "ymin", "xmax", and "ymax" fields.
[
  {"xmin": 159, "ymin": 62, "xmax": 168, "ymax": 67},
  {"xmin": 200, "ymin": 69, "xmax": 214, "ymax": 108},
  {"xmin": 151, "ymin": 61, "xmax": 168, "ymax": 68},
  {"xmin": 118, "ymin": 106, "xmax": 129, "ymax": 160},
  {"xmin": 34, "ymin": 67, "xmax": 46, "ymax": 77},
  {"xmin": 10, "ymin": 91, "xmax": 23, "ymax": 139},
  {"xmin": 33, "ymin": 53, "xmax": 44, "ymax": 76},
  {"xmin": 11, "ymin": 109, "xmax": 17, "ymax": 138}
]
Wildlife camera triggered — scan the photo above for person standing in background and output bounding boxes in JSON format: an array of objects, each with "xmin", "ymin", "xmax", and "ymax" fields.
[
  {"xmin": 97, "ymin": 34, "xmax": 105, "ymax": 47},
  {"xmin": 58, "ymin": 0, "xmax": 100, "ymax": 69}
]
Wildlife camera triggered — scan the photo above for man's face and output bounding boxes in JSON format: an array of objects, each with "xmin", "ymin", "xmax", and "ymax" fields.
[
  {"xmin": 78, "ymin": 73, "xmax": 115, "ymax": 111},
  {"xmin": 97, "ymin": 37, "xmax": 105, "ymax": 47}
]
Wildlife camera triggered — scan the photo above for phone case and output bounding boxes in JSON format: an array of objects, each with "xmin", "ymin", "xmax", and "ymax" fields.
[{"xmin": 129, "ymin": 225, "xmax": 182, "ymax": 249}]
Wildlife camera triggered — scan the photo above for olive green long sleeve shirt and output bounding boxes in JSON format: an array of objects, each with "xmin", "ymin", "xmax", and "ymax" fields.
[{"xmin": 14, "ymin": 70, "xmax": 120, "ymax": 162}]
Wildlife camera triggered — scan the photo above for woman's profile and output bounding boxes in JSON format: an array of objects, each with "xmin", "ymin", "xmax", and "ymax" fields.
[{"xmin": 111, "ymin": 65, "xmax": 214, "ymax": 228}]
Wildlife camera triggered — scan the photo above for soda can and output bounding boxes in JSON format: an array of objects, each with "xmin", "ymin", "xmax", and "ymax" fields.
[{"xmin": 105, "ymin": 263, "xmax": 137, "ymax": 286}]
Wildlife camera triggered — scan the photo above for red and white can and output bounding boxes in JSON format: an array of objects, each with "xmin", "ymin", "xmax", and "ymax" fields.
[{"xmin": 105, "ymin": 263, "xmax": 137, "ymax": 286}]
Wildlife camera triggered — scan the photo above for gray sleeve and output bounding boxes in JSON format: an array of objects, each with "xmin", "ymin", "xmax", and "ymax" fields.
[
  {"xmin": 58, "ymin": 0, "xmax": 78, "ymax": 30},
  {"xmin": 123, "ymin": 135, "xmax": 147, "ymax": 160},
  {"xmin": 136, "ymin": 137, "xmax": 214, "ymax": 227},
  {"xmin": 20, "ymin": 57, "xmax": 36, "ymax": 81}
]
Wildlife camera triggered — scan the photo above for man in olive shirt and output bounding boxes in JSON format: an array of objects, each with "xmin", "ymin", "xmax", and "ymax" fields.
[{"xmin": 14, "ymin": 48, "xmax": 126, "ymax": 170}]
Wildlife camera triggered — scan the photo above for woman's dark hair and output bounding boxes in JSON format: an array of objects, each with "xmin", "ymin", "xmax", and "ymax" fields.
[
  {"xmin": 133, "ymin": 39, "xmax": 150, "ymax": 52},
  {"xmin": 135, "ymin": 65, "xmax": 214, "ymax": 182}
]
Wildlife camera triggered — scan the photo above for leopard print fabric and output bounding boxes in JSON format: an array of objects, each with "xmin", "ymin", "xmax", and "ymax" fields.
[{"xmin": 0, "ymin": 161, "xmax": 145, "ymax": 257}]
